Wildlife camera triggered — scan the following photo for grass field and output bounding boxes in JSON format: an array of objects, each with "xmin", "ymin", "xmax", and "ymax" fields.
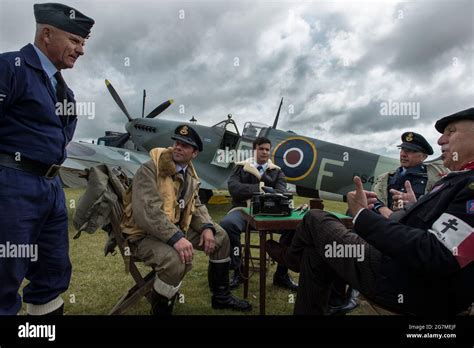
[{"xmin": 20, "ymin": 188, "xmax": 372, "ymax": 315}]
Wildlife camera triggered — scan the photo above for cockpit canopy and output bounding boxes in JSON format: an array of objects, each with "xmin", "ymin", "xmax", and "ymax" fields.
[
  {"xmin": 212, "ymin": 114, "xmax": 240, "ymax": 135},
  {"xmin": 242, "ymin": 122, "xmax": 270, "ymax": 139}
]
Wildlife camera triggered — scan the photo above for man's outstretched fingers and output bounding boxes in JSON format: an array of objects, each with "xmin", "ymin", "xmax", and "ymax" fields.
[{"xmin": 353, "ymin": 176, "xmax": 364, "ymax": 193}]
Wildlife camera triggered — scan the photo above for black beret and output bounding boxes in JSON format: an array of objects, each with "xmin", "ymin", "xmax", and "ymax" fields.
[
  {"xmin": 398, "ymin": 132, "xmax": 434, "ymax": 155},
  {"xmin": 435, "ymin": 107, "xmax": 474, "ymax": 133},
  {"xmin": 34, "ymin": 3, "xmax": 95, "ymax": 38},
  {"xmin": 171, "ymin": 125, "xmax": 203, "ymax": 152}
]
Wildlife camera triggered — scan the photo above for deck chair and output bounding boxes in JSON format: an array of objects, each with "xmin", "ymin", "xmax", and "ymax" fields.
[
  {"xmin": 73, "ymin": 164, "xmax": 155, "ymax": 315},
  {"xmin": 107, "ymin": 196, "xmax": 155, "ymax": 315}
]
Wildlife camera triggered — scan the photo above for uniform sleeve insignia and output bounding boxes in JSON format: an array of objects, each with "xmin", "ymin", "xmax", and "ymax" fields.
[
  {"xmin": 179, "ymin": 126, "xmax": 189, "ymax": 135},
  {"xmin": 467, "ymin": 200, "xmax": 474, "ymax": 214},
  {"xmin": 405, "ymin": 132, "xmax": 413, "ymax": 142}
]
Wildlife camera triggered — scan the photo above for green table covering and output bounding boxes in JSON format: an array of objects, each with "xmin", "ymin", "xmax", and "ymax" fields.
[{"xmin": 241, "ymin": 207, "xmax": 350, "ymax": 221}]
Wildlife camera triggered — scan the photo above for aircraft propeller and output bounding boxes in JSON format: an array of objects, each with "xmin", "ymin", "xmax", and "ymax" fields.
[
  {"xmin": 104, "ymin": 79, "xmax": 174, "ymax": 121},
  {"xmin": 145, "ymin": 99, "xmax": 174, "ymax": 118},
  {"xmin": 105, "ymin": 79, "xmax": 134, "ymax": 121}
]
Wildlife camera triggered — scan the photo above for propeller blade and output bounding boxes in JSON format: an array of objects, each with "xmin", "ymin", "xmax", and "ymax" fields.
[
  {"xmin": 145, "ymin": 99, "xmax": 174, "ymax": 118},
  {"xmin": 105, "ymin": 79, "xmax": 133, "ymax": 121}
]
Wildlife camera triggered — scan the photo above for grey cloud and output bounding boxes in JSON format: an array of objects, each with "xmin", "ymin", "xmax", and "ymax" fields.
[
  {"xmin": 359, "ymin": 0, "xmax": 473, "ymax": 80},
  {"xmin": 1, "ymin": 0, "xmax": 472, "ymax": 158}
]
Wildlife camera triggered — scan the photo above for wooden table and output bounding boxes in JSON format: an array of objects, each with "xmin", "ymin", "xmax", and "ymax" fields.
[{"xmin": 240, "ymin": 207, "xmax": 352, "ymax": 315}]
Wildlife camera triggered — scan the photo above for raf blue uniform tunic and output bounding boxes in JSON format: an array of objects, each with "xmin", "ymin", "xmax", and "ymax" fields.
[
  {"xmin": 387, "ymin": 164, "xmax": 428, "ymax": 209},
  {"xmin": 0, "ymin": 43, "xmax": 75, "ymax": 314},
  {"xmin": 0, "ymin": 44, "xmax": 77, "ymax": 164}
]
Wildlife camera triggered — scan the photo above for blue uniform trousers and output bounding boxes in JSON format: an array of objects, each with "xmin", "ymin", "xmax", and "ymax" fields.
[{"xmin": 0, "ymin": 166, "xmax": 71, "ymax": 315}]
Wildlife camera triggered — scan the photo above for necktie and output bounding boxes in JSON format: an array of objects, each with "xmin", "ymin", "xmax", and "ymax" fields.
[
  {"xmin": 178, "ymin": 169, "xmax": 187, "ymax": 201},
  {"xmin": 54, "ymin": 71, "xmax": 67, "ymax": 103},
  {"xmin": 54, "ymin": 71, "xmax": 73, "ymax": 125},
  {"xmin": 257, "ymin": 165, "xmax": 263, "ymax": 175}
]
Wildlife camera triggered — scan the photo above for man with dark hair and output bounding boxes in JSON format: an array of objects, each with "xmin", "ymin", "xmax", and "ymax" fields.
[
  {"xmin": 0, "ymin": 3, "xmax": 94, "ymax": 315},
  {"xmin": 220, "ymin": 137, "xmax": 298, "ymax": 291},
  {"xmin": 252, "ymin": 136, "xmax": 272, "ymax": 150},
  {"xmin": 267, "ymin": 108, "xmax": 474, "ymax": 315},
  {"xmin": 122, "ymin": 125, "xmax": 251, "ymax": 314}
]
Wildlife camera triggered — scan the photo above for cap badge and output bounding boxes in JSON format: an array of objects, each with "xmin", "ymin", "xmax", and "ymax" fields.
[
  {"xmin": 405, "ymin": 133, "xmax": 413, "ymax": 142},
  {"xmin": 180, "ymin": 126, "xmax": 189, "ymax": 136}
]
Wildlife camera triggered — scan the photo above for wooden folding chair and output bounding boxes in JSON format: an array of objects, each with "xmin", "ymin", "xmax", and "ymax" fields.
[
  {"xmin": 241, "ymin": 226, "xmax": 274, "ymax": 299},
  {"xmin": 107, "ymin": 198, "xmax": 155, "ymax": 315}
]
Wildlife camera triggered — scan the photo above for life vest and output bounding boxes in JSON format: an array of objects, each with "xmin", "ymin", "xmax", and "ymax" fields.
[{"xmin": 121, "ymin": 147, "xmax": 199, "ymax": 238}]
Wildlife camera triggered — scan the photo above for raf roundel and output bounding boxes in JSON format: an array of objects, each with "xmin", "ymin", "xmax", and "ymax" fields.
[{"xmin": 272, "ymin": 137, "xmax": 317, "ymax": 181}]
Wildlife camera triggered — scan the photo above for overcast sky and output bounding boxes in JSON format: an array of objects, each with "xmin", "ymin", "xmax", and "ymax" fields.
[{"xmin": 1, "ymin": 0, "xmax": 473, "ymax": 159}]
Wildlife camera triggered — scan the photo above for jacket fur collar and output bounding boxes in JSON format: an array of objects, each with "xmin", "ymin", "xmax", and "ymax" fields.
[
  {"xmin": 235, "ymin": 157, "xmax": 280, "ymax": 179},
  {"xmin": 150, "ymin": 147, "xmax": 198, "ymax": 179}
]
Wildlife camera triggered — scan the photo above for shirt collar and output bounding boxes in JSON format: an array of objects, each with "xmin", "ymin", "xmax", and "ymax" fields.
[
  {"xmin": 252, "ymin": 159, "xmax": 268, "ymax": 169},
  {"xmin": 403, "ymin": 164, "xmax": 426, "ymax": 175},
  {"xmin": 33, "ymin": 44, "xmax": 58, "ymax": 79},
  {"xmin": 176, "ymin": 164, "xmax": 188, "ymax": 174}
]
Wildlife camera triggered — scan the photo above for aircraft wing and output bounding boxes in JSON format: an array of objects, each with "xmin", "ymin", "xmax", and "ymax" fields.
[
  {"xmin": 60, "ymin": 141, "xmax": 150, "ymax": 187},
  {"xmin": 60, "ymin": 141, "xmax": 216, "ymax": 190}
]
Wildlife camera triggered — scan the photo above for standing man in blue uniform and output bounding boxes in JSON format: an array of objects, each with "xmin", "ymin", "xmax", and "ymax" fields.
[{"xmin": 0, "ymin": 3, "xmax": 94, "ymax": 315}]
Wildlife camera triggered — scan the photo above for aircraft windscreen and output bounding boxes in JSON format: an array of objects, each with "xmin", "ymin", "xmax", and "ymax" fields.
[
  {"xmin": 212, "ymin": 119, "xmax": 239, "ymax": 134},
  {"xmin": 242, "ymin": 122, "xmax": 269, "ymax": 139}
]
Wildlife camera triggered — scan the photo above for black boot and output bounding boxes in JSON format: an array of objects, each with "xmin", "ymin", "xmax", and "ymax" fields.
[
  {"xmin": 209, "ymin": 261, "xmax": 252, "ymax": 312},
  {"xmin": 326, "ymin": 288, "xmax": 359, "ymax": 315},
  {"xmin": 149, "ymin": 290, "xmax": 176, "ymax": 315},
  {"xmin": 273, "ymin": 266, "xmax": 298, "ymax": 292},
  {"xmin": 230, "ymin": 269, "xmax": 243, "ymax": 290}
]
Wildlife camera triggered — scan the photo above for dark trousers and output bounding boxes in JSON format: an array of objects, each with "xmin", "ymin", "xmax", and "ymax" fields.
[
  {"xmin": 0, "ymin": 166, "xmax": 71, "ymax": 315},
  {"xmin": 286, "ymin": 210, "xmax": 382, "ymax": 315},
  {"xmin": 220, "ymin": 209, "xmax": 294, "ymax": 273}
]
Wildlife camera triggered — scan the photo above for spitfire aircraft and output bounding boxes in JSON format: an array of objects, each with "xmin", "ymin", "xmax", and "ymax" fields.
[{"xmin": 62, "ymin": 80, "xmax": 407, "ymax": 202}]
